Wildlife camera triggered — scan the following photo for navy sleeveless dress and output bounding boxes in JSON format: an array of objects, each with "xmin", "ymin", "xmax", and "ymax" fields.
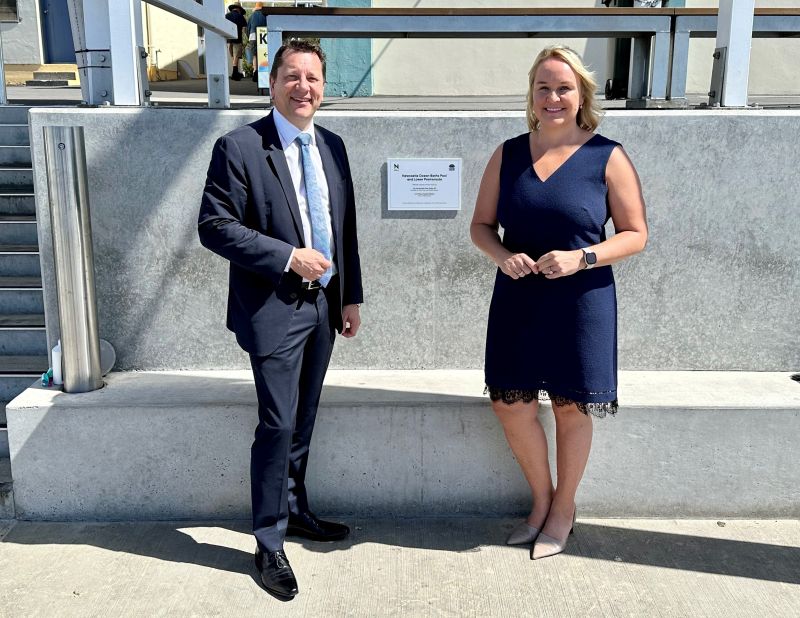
[{"xmin": 484, "ymin": 132, "xmax": 620, "ymax": 417}]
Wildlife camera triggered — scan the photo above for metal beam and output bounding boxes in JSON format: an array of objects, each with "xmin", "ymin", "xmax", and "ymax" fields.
[
  {"xmin": 109, "ymin": 0, "xmax": 142, "ymax": 105},
  {"xmin": 205, "ymin": 31, "xmax": 230, "ymax": 109},
  {"xmin": 68, "ymin": 0, "xmax": 113, "ymax": 105},
  {"xmin": 145, "ymin": 0, "xmax": 236, "ymax": 38}
]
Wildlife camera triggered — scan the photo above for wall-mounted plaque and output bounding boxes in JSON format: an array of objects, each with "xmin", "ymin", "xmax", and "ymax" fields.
[{"xmin": 387, "ymin": 158, "xmax": 461, "ymax": 211}]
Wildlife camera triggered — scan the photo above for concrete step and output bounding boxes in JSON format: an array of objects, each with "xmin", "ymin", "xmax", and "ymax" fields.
[
  {"xmin": 0, "ymin": 106, "xmax": 30, "ymax": 125},
  {"xmin": 0, "ymin": 374, "xmax": 40, "ymax": 402},
  {"xmin": 0, "ymin": 285, "xmax": 44, "ymax": 314},
  {"xmin": 0, "ymin": 215, "xmax": 37, "ymax": 245},
  {"xmin": 0, "ymin": 457, "xmax": 13, "ymax": 519},
  {"xmin": 0, "ymin": 146, "xmax": 31, "ymax": 166},
  {"xmin": 0, "ymin": 245, "xmax": 40, "ymax": 277},
  {"xmin": 6, "ymin": 370, "xmax": 800, "ymax": 521},
  {"xmin": 25, "ymin": 80, "xmax": 70, "ymax": 88},
  {"xmin": 0, "ymin": 355, "xmax": 47, "ymax": 403},
  {"xmin": 0, "ymin": 125, "xmax": 30, "ymax": 146},
  {"xmin": 32, "ymin": 71, "xmax": 76, "ymax": 81},
  {"xmin": 0, "ymin": 167, "xmax": 33, "ymax": 187},
  {"xmin": 0, "ymin": 326, "xmax": 47, "ymax": 355},
  {"xmin": 0, "ymin": 193, "xmax": 35, "ymax": 216}
]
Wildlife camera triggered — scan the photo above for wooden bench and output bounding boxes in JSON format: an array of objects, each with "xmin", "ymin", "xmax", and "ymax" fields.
[{"xmin": 262, "ymin": 7, "xmax": 673, "ymax": 101}]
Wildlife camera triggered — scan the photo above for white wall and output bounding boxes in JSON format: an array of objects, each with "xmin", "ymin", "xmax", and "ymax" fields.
[
  {"xmin": 142, "ymin": 3, "xmax": 201, "ymax": 75},
  {"xmin": 371, "ymin": 0, "xmax": 612, "ymax": 96},
  {"xmin": 372, "ymin": 0, "xmax": 800, "ymax": 96},
  {"xmin": 685, "ymin": 0, "xmax": 800, "ymax": 95}
]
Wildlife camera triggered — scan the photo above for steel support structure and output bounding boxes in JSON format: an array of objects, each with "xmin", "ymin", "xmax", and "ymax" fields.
[
  {"xmin": 67, "ymin": 0, "xmax": 235, "ymax": 107},
  {"xmin": 265, "ymin": 11, "xmax": 673, "ymax": 101},
  {"xmin": 715, "ymin": 0, "xmax": 755, "ymax": 107}
]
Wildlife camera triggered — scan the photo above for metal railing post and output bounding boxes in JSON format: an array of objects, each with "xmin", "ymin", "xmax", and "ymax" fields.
[
  {"xmin": 0, "ymin": 25, "xmax": 7, "ymax": 106},
  {"xmin": 43, "ymin": 126, "xmax": 103, "ymax": 393}
]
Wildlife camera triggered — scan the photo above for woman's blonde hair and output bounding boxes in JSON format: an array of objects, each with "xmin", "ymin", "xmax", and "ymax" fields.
[{"xmin": 526, "ymin": 45, "xmax": 602, "ymax": 132}]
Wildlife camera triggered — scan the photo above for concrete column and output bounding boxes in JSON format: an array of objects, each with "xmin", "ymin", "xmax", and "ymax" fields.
[{"xmin": 716, "ymin": 0, "xmax": 755, "ymax": 107}]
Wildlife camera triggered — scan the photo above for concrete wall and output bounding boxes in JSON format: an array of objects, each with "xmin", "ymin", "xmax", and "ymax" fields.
[
  {"xmin": 8, "ymin": 370, "xmax": 800, "ymax": 520},
  {"xmin": 29, "ymin": 107, "xmax": 800, "ymax": 372},
  {"xmin": 1, "ymin": 0, "xmax": 44, "ymax": 64}
]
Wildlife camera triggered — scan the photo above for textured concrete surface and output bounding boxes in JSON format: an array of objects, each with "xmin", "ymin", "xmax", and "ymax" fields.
[
  {"xmin": 0, "ymin": 4, "xmax": 43, "ymax": 65},
  {"xmin": 6, "ymin": 370, "xmax": 800, "ymax": 520},
  {"xmin": 1, "ymin": 518, "xmax": 799, "ymax": 617},
  {"xmin": 29, "ymin": 108, "xmax": 800, "ymax": 371}
]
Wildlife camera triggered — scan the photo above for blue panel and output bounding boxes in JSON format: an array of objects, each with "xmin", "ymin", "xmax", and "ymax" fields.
[
  {"xmin": 40, "ymin": 0, "xmax": 76, "ymax": 63},
  {"xmin": 321, "ymin": 0, "xmax": 372, "ymax": 97}
]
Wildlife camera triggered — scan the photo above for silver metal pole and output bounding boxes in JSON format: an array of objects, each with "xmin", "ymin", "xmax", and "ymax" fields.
[
  {"xmin": 43, "ymin": 126, "xmax": 103, "ymax": 393},
  {"xmin": 0, "ymin": 23, "xmax": 8, "ymax": 106}
]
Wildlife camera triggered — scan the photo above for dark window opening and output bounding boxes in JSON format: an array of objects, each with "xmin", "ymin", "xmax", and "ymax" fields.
[{"xmin": 0, "ymin": 0, "xmax": 18, "ymax": 21}]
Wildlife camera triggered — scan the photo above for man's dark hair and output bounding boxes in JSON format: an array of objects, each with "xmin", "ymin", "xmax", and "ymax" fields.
[{"xmin": 269, "ymin": 40, "xmax": 326, "ymax": 81}]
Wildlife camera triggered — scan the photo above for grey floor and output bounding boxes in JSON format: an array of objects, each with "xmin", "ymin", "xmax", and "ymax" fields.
[{"xmin": 1, "ymin": 518, "xmax": 798, "ymax": 617}]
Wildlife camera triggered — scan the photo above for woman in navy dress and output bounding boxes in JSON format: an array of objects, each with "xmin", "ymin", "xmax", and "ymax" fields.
[{"xmin": 470, "ymin": 46, "xmax": 648, "ymax": 560}]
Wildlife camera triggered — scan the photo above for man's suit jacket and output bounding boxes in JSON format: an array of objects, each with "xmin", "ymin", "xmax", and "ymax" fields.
[{"xmin": 198, "ymin": 112, "xmax": 363, "ymax": 357}]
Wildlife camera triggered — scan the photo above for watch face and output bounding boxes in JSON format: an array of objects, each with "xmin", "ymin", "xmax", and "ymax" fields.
[{"xmin": 585, "ymin": 251, "xmax": 597, "ymax": 265}]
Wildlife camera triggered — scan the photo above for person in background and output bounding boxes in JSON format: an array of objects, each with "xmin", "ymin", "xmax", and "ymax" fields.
[
  {"xmin": 247, "ymin": 2, "xmax": 267, "ymax": 82},
  {"xmin": 470, "ymin": 45, "xmax": 647, "ymax": 560},
  {"xmin": 225, "ymin": 3, "xmax": 247, "ymax": 81}
]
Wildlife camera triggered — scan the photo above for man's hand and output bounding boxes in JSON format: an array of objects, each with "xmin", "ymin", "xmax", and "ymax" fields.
[
  {"xmin": 341, "ymin": 304, "xmax": 361, "ymax": 338},
  {"xmin": 290, "ymin": 248, "xmax": 331, "ymax": 281}
]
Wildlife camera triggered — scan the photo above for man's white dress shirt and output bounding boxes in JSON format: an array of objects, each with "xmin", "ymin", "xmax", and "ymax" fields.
[{"xmin": 272, "ymin": 108, "xmax": 336, "ymax": 278}]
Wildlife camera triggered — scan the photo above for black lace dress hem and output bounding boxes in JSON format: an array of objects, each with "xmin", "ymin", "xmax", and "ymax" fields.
[{"xmin": 485, "ymin": 386, "xmax": 618, "ymax": 419}]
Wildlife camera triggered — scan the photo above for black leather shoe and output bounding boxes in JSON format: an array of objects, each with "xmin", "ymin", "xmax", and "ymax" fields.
[
  {"xmin": 255, "ymin": 548, "xmax": 298, "ymax": 600},
  {"xmin": 287, "ymin": 511, "xmax": 350, "ymax": 542}
]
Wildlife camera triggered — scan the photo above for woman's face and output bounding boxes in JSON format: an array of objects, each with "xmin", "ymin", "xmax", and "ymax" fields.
[{"xmin": 531, "ymin": 58, "xmax": 583, "ymax": 129}]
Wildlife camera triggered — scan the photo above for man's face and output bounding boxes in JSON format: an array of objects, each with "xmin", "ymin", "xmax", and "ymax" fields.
[{"xmin": 269, "ymin": 51, "xmax": 324, "ymax": 130}]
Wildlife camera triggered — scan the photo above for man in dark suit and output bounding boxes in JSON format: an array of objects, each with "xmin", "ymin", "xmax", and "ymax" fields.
[{"xmin": 198, "ymin": 40, "xmax": 362, "ymax": 601}]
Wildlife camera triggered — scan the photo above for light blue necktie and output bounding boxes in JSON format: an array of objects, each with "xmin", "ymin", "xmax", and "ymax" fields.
[{"xmin": 296, "ymin": 132, "xmax": 332, "ymax": 287}]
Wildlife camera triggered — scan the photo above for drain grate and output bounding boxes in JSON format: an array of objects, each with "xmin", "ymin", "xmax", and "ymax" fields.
[{"xmin": 791, "ymin": 374, "xmax": 800, "ymax": 383}]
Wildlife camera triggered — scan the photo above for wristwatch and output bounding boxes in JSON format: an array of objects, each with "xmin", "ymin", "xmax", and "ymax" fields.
[{"xmin": 581, "ymin": 248, "xmax": 597, "ymax": 270}]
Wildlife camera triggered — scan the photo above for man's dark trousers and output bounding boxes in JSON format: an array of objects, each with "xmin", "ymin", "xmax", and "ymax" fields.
[{"xmin": 249, "ymin": 284, "xmax": 335, "ymax": 552}]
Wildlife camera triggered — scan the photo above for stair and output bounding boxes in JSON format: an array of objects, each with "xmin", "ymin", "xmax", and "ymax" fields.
[
  {"xmin": 22, "ymin": 65, "xmax": 80, "ymax": 88},
  {"xmin": 0, "ymin": 105, "xmax": 44, "ymax": 519},
  {"xmin": 4, "ymin": 64, "xmax": 79, "ymax": 88}
]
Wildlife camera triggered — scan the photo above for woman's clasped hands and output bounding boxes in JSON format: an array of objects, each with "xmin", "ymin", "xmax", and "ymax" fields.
[{"xmin": 499, "ymin": 249, "xmax": 585, "ymax": 280}]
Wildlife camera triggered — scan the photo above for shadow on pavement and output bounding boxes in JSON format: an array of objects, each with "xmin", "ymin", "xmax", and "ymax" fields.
[{"xmin": 2, "ymin": 519, "xmax": 799, "ymax": 585}]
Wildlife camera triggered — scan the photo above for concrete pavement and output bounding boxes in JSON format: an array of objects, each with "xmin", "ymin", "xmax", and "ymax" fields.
[
  {"xmin": 1, "ymin": 518, "xmax": 798, "ymax": 617},
  {"xmin": 7, "ymin": 83, "xmax": 800, "ymax": 109}
]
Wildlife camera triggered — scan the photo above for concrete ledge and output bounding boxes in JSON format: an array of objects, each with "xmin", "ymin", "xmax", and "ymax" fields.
[{"xmin": 7, "ymin": 370, "xmax": 800, "ymax": 520}]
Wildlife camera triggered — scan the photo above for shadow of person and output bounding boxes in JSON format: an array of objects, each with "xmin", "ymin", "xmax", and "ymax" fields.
[{"xmin": 3, "ymin": 519, "xmax": 799, "ymax": 587}]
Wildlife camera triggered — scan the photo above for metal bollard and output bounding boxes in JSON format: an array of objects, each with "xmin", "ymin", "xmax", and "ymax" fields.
[{"xmin": 43, "ymin": 126, "xmax": 103, "ymax": 393}]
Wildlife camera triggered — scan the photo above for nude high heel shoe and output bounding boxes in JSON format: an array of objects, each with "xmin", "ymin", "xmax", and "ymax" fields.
[
  {"xmin": 506, "ymin": 520, "xmax": 541, "ymax": 546},
  {"xmin": 530, "ymin": 508, "xmax": 576, "ymax": 560}
]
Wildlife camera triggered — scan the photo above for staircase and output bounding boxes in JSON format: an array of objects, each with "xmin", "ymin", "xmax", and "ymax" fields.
[{"xmin": 0, "ymin": 105, "xmax": 47, "ymax": 519}]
